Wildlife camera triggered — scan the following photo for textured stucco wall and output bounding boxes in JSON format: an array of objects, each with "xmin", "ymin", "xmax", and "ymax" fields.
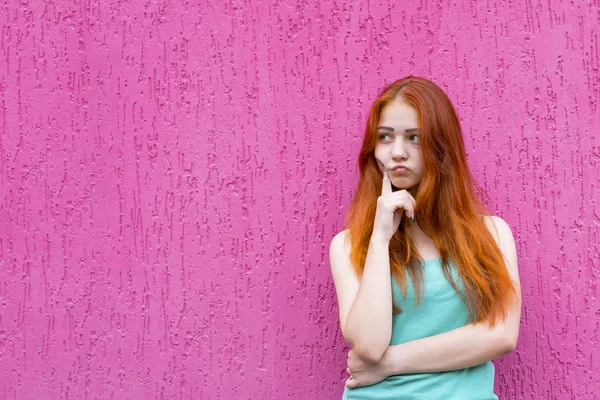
[{"xmin": 0, "ymin": 0, "xmax": 599, "ymax": 399}]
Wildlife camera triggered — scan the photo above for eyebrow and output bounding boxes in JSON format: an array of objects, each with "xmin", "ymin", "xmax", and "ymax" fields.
[{"xmin": 377, "ymin": 126, "xmax": 419, "ymax": 133}]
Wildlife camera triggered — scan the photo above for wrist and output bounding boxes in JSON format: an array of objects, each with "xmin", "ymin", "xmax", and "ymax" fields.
[{"xmin": 370, "ymin": 233, "xmax": 391, "ymax": 246}]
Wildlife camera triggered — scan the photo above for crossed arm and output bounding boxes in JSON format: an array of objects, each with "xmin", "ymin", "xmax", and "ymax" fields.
[{"xmin": 330, "ymin": 216, "xmax": 521, "ymax": 388}]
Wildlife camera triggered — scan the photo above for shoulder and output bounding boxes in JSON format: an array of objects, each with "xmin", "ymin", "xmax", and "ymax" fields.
[
  {"xmin": 330, "ymin": 229, "xmax": 350, "ymax": 248},
  {"xmin": 329, "ymin": 229, "xmax": 351, "ymax": 269},
  {"xmin": 481, "ymin": 215, "xmax": 514, "ymax": 244},
  {"xmin": 481, "ymin": 215, "xmax": 519, "ymax": 275}
]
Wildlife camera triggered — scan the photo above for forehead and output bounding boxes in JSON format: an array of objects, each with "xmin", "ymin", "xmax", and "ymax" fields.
[{"xmin": 379, "ymin": 100, "xmax": 419, "ymax": 127}]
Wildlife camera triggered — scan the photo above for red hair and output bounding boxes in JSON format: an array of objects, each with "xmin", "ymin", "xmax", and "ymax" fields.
[{"xmin": 345, "ymin": 76, "xmax": 517, "ymax": 325}]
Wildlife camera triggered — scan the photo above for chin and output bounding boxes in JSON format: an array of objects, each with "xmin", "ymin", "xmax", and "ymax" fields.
[{"xmin": 390, "ymin": 180, "xmax": 414, "ymax": 191}]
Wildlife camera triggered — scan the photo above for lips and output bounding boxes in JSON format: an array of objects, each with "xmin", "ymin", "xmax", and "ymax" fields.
[{"xmin": 392, "ymin": 166, "xmax": 409, "ymax": 173}]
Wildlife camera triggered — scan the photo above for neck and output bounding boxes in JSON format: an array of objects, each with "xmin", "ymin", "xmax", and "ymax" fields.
[{"xmin": 409, "ymin": 184, "xmax": 420, "ymax": 198}]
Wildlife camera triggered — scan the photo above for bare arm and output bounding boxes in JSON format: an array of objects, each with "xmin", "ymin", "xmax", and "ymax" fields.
[
  {"xmin": 330, "ymin": 231, "xmax": 393, "ymax": 363},
  {"xmin": 380, "ymin": 316, "xmax": 516, "ymax": 375},
  {"xmin": 331, "ymin": 172, "xmax": 417, "ymax": 363},
  {"xmin": 379, "ymin": 216, "xmax": 521, "ymax": 375},
  {"xmin": 345, "ymin": 216, "xmax": 521, "ymax": 388}
]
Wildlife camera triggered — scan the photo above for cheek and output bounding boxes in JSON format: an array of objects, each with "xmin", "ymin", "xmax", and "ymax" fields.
[
  {"xmin": 374, "ymin": 148, "xmax": 387, "ymax": 169},
  {"xmin": 413, "ymin": 151, "xmax": 424, "ymax": 170}
]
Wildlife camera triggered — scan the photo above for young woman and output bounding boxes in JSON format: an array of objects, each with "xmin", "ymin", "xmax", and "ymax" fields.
[{"xmin": 329, "ymin": 76, "xmax": 521, "ymax": 399}]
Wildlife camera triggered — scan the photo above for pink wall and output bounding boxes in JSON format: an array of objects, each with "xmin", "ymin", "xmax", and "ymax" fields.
[{"xmin": 0, "ymin": 0, "xmax": 598, "ymax": 398}]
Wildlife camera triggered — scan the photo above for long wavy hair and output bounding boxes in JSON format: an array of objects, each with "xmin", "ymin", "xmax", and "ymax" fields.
[{"xmin": 345, "ymin": 76, "xmax": 517, "ymax": 325}]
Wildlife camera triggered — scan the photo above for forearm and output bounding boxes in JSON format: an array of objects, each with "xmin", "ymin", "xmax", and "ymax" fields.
[
  {"xmin": 381, "ymin": 322, "xmax": 515, "ymax": 375},
  {"xmin": 344, "ymin": 237, "xmax": 393, "ymax": 361}
]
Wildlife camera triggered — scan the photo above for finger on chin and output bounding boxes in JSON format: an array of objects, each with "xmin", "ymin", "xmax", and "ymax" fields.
[{"xmin": 381, "ymin": 171, "xmax": 392, "ymax": 195}]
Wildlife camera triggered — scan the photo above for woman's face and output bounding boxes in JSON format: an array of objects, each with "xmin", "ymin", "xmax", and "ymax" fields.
[{"xmin": 374, "ymin": 100, "xmax": 425, "ymax": 195}]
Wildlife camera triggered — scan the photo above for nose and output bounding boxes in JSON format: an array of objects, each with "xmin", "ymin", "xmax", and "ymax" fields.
[{"xmin": 391, "ymin": 137, "xmax": 408, "ymax": 160}]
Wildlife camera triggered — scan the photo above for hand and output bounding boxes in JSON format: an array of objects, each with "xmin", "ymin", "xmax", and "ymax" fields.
[
  {"xmin": 345, "ymin": 348, "xmax": 389, "ymax": 389},
  {"xmin": 371, "ymin": 171, "xmax": 416, "ymax": 242}
]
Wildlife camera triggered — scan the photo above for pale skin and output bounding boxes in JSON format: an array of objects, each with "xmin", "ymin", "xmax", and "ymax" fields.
[{"xmin": 329, "ymin": 100, "xmax": 522, "ymax": 389}]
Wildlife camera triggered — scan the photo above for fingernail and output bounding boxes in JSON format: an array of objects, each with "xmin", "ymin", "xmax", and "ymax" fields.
[{"xmin": 383, "ymin": 171, "xmax": 389, "ymax": 179}]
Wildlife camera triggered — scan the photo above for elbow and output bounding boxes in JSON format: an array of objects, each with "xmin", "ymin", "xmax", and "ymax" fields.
[
  {"xmin": 505, "ymin": 336, "xmax": 518, "ymax": 353},
  {"xmin": 344, "ymin": 326, "xmax": 390, "ymax": 364},
  {"xmin": 500, "ymin": 333, "xmax": 518, "ymax": 355},
  {"xmin": 489, "ymin": 320, "xmax": 518, "ymax": 356},
  {"xmin": 353, "ymin": 343, "xmax": 387, "ymax": 364}
]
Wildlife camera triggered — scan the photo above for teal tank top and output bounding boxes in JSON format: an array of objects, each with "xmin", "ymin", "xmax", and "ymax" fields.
[{"xmin": 342, "ymin": 258, "xmax": 498, "ymax": 400}]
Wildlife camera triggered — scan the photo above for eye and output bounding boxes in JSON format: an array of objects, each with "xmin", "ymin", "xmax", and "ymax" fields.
[
  {"xmin": 409, "ymin": 135, "xmax": 419, "ymax": 143},
  {"xmin": 378, "ymin": 133, "xmax": 392, "ymax": 142}
]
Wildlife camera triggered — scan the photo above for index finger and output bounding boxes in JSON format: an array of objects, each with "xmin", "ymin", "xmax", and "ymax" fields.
[{"xmin": 381, "ymin": 171, "xmax": 392, "ymax": 196}]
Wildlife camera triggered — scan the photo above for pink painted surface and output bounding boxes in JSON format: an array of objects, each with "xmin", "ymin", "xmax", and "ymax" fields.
[{"xmin": 0, "ymin": 0, "xmax": 599, "ymax": 399}]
